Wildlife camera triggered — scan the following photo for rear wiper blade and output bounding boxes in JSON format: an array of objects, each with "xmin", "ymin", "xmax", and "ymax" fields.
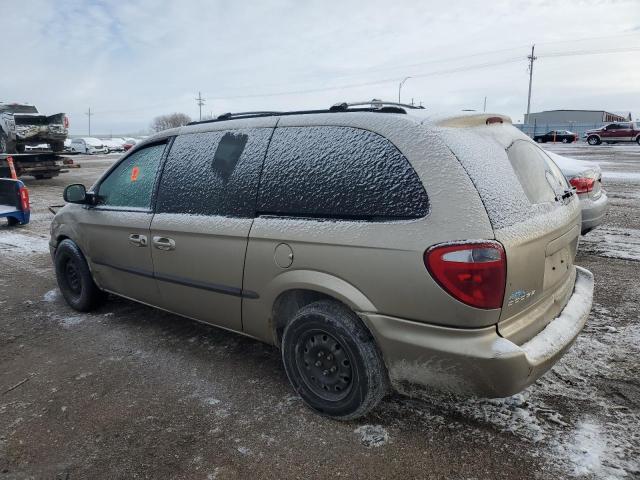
[{"xmin": 556, "ymin": 188, "xmax": 575, "ymax": 202}]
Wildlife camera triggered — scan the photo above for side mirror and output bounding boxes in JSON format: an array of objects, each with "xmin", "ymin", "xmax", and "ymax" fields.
[{"xmin": 63, "ymin": 184, "xmax": 88, "ymax": 203}]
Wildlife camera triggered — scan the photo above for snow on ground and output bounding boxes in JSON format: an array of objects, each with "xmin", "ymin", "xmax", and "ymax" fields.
[
  {"xmin": 0, "ymin": 231, "xmax": 50, "ymax": 255},
  {"xmin": 580, "ymin": 226, "xmax": 640, "ymax": 262},
  {"xmin": 602, "ymin": 171, "xmax": 640, "ymax": 183},
  {"xmin": 396, "ymin": 301, "xmax": 640, "ymax": 478},
  {"xmin": 354, "ymin": 425, "xmax": 390, "ymax": 447}
]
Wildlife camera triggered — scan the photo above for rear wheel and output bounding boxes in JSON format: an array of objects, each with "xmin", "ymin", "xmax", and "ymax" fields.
[
  {"xmin": 281, "ymin": 300, "xmax": 388, "ymax": 420},
  {"xmin": 587, "ymin": 136, "xmax": 601, "ymax": 146},
  {"xmin": 54, "ymin": 239, "xmax": 106, "ymax": 312},
  {"xmin": 636, "ymin": 137, "xmax": 640, "ymax": 146},
  {"xmin": 7, "ymin": 217, "xmax": 19, "ymax": 226},
  {"xmin": 15, "ymin": 144, "xmax": 25, "ymax": 153},
  {"xmin": 562, "ymin": 137, "xmax": 569, "ymax": 143}
]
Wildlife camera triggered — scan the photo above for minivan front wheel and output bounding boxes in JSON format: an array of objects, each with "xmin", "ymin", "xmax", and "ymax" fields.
[
  {"xmin": 54, "ymin": 239, "xmax": 106, "ymax": 312},
  {"xmin": 282, "ymin": 300, "xmax": 388, "ymax": 420}
]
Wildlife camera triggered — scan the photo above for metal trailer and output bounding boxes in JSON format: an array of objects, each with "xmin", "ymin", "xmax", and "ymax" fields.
[
  {"xmin": 0, "ymin": 178, "xmax": 30, "ymax": 226},
  {"xmin": 0, "ymin": 152, "xmax": 73, "ymax": 180}
]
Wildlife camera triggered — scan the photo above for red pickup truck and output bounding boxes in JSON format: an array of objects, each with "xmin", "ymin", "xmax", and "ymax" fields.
[{"xmin": 585, "ymin": 122, "xmax": 640, "ymax": 145}]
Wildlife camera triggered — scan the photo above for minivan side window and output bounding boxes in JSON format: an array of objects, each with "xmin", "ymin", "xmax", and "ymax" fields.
[
  {"xmin": 156, "ymin": 128, "xmax": 271, "ymax": 217},
  {"xmin": 97, "ymin": 143, "xmax": 166, "ymax": 210},
  {"xmin": 257, "ymin": 126, "xmax": 429, "ymax": 220}
]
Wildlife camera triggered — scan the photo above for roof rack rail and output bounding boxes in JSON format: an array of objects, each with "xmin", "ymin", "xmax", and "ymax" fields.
[
  {"xmin": 330, "ymin": 99, "xmax": 425, "ymax": 112},
  {"xmin": 187, "ymin": 99, "xmax": 425, "ymax": 126}
]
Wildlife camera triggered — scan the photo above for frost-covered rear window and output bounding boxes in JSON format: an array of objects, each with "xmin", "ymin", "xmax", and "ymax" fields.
[
  {"xmin": 506, "ymin": 140, "xmax": 568, "ymax": 205},
  {"xmin": 257, "ymin": 126, "xmax": 428, "ymax": 220},
  {"xmin": 156, "ymin": 129, "xmax": 271, "ymax": 217}
]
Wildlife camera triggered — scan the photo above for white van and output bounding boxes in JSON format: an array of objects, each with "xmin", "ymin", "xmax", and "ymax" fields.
[{"xmin": 69, "ymin": 138, "xmax": 108, "ymax": 155}]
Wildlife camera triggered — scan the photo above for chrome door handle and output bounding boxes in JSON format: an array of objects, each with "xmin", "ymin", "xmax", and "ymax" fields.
[
  {"xmin": 152, "ymin": 236, "xmax": 176, "ymax": 251},
  {"xmin": 128, "ymin": 234, "xmax": 148, "ymax": 247}
]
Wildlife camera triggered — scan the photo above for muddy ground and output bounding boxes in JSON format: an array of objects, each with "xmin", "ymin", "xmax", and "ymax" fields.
[{"xmin": 1, "ymin": 145, "xmax": 639, "ymax": 479}]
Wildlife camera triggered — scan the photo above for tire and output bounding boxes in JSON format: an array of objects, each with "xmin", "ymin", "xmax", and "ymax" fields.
[
  {"xmin": 54, "ymin": 239, "xmax": 106, "ymax": 312},
  {"xmin": 535, "ymin": 138, "xmax": 542, "ymax": 143},
  {"xmin": 636, "ymin": 137, "xmax": 640, "ymax": 146},
  {"xmin": 281, "ymin": 300, "xmax": 388, "ymax": 420},
  {"xmin": 7, "ymin": 217, "xmax": 19, "ymax": 226},
  {"xmin": 50, "ymin": 141, "xmax": 64, "ymax": 152},
  {"xmin": 15, "ymin": 144, "xmax": 25, "ymax": 153},
  {"xmin": 587, "ymin": 136, "xmax": 601, "ymax": 146},
  {"xmin": 562, "ymin": 137, "xmax": 569, "ymax": 143}
]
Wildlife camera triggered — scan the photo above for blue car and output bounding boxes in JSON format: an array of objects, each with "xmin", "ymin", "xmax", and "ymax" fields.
[{"xmin": 0, "ymin": 178, "xmax": 30, "ymax": 226}]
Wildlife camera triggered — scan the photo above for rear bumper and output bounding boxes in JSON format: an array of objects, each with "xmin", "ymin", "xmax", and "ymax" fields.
[
  {"xmin": 361, "ymin": 266, "xmax": 594, "ymax": 398},
  {"xmin": 580, "ymin": 192, "xmax": 608, "ymax": 233}
]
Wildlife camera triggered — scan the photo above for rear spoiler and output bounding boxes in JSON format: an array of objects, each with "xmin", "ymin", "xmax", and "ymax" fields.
[{"xmin": 436, "ymin": 113, "xmax": 513, "ymax": 128}]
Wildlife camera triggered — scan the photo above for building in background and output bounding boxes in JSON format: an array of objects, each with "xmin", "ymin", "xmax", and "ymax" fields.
[{"xmin": 519, "ymin": 109, "xmax": 633, "ymax": 140}]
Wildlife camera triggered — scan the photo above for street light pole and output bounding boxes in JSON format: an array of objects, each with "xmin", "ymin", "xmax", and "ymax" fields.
[{"xmin": 398, "ymin": 76, "xmax": 411, "ymax": 103}]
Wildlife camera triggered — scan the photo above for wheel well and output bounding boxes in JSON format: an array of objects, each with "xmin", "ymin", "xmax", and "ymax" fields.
[{"xmin": 271, "ymin": 289, "xmax": 344, "ymax": 347}]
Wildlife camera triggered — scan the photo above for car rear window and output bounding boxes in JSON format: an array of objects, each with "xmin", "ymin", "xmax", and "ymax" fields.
[
  {"xmin": 506, "ymin": 140, "xmax": 568, "ymax": 205},
  {"xmin": 156, "ymin": 128, "xmax": 271, "ymax": 217},
  {"xmin": 257, "ymin": 126, "xmax": 428, "ymax": 220}
]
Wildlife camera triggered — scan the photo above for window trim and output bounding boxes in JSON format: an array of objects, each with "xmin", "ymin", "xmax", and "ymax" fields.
[{"xmin": 90, "ymin": 138, "xmax": 172, "ymax": 213}]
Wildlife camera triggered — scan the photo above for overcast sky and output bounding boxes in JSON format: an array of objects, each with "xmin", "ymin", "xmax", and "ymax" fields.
[{"xmin": 3, "ymin": 0, "xmax": 639, "ymax": 135}]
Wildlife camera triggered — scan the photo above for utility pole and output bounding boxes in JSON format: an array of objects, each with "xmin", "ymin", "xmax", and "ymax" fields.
[
  {"xmin": 398, "ymin": 77, "xmax": 411, "ymax": 103},
  {"xmin": 483, "ymin": 96, "xmax": 487, "ymax": 112},
  {"xmin": 526, "ymin": 45, "xmax": 537, "ymax": 121},
  {"xmin": 85, "ymin": 107, "xmax": 92, "ymax": 136},
  {"xmin": 196, "ymin": 92, "xmax": 205, "ymax": 121}
]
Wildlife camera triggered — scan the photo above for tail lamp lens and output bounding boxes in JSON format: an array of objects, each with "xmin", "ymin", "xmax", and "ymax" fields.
[
  {"xmin": 424, "ymin": 242, "xmax": 506, "ymax": 309},
  {"xmin": 569, "ymin": 177, "xmax": 594, "ymax": 193},
  {"xmin": 19, "ymin": 187, "xmax": 30, "ymax": 211},
  {"xmin": 63, "ymin": 116, "xmax": 70, "ymax": 128}
]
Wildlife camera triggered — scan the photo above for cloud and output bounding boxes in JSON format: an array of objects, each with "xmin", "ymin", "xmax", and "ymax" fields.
[{"xmin": 2, "ymin": 0, "xmax": 639, "ymax": 134}]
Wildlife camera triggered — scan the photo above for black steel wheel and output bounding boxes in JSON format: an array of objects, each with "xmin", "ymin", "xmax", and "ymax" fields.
[
  {"xmin": 54, "ymin": 239, "xmax": 106, "ymax": 312},
  {"xmin": 282, "ymin": 300, "xmax": 388, "ymax": 420}
]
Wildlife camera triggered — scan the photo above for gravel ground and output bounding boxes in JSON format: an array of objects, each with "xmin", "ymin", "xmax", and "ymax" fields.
[{"xmin": 1, "ymin": 147, "xmax": 639, "ymax": 479}]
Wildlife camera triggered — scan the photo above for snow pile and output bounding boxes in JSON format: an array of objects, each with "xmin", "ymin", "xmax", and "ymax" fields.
[
  {"xmin": 0, "ymin": 232, "xmax": 50, "ymax": 255},
  {"xmin": 43, "ymin": 289, "xmax": 59, "ymax": 302},
  {"xmin": 555, "ymin": 420, "xmax": 627, "ymax": 479},
  {"xmin": 354, "ymin": 425, "xmax": 390, "ymax": 447},
  {"xmin": 521, "ymin": 267, "xmax": 594, "ymax": 364}
]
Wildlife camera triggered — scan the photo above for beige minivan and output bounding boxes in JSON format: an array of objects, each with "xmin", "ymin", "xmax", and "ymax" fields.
[{"xmin": 50, "ymin": 102, "xmax": 594, "ymax": 419}]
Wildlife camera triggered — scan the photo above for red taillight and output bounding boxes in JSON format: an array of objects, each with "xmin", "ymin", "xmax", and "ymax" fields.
[
  {"xmin": 19, "ymin": 187, "xmax": 30, "ymax": 212},
  {"xmin": 63, "ymin": 115, "xmax": 69, "ymax": 128},
  {"xmin": 569, "ymin": 177, "xmax": 594, "ymax": 194},
  {"xmin": 424, "ymin": 241, "xmax": 506, "ymax": 309}
]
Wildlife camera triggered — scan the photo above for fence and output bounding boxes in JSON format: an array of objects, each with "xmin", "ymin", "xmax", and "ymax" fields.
[{"xmin": 515, "ymin": 122, "xmax": 608, "ymax": 141}]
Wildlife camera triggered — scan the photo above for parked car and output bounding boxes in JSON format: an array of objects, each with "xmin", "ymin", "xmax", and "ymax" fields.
[
  {"xmin": 122, "ymin": 138, "xmax": 137, "ymax": 151},
  {"xmin": 102, "ymin": 138, "xmax": 125, "ymax": 153},
  {"xmin": 533, "ymin": 130, "xmax": 577, "ymax": 144},
  {"xmin": 0, "ymin": 103, "xmax": 68, "ymax": 153},
  {"xmin": 50, "ymin": 105, "xmax": 594, "ymax": 420},
  {"xmin": 69, "ymin": 137, "xmax": 108, "ymax": 155},
  {"xmin": 584, "ymin": 122, "xmax": 640, "ymax": 145},
  {"xmin": 545, "ymin": 151, "xmax": 607, "ymax": 234}
]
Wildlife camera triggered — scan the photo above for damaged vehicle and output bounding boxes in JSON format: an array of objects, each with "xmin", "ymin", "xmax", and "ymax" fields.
[
  {"xmin": 50, "ymin": 103, "xmax": 594, "ymax": 420},
  {"xmin": 0, "ymin": 103, "xmax": 68, "ymax": 153}
]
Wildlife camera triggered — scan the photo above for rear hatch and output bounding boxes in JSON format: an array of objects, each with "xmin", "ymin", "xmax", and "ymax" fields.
[{"xmin": 435, "ymin": 115, "xmax": 582, "ymax": 345}]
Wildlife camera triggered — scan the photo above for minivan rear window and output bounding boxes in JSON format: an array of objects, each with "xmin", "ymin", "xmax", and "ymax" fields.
[
  {"xmin": 257, "ymin": 126, "xmax": 428, "ymax": 220},
  {"xmin": 506, "ymin": 140, "xmax": 568, "ymax": 205}
]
